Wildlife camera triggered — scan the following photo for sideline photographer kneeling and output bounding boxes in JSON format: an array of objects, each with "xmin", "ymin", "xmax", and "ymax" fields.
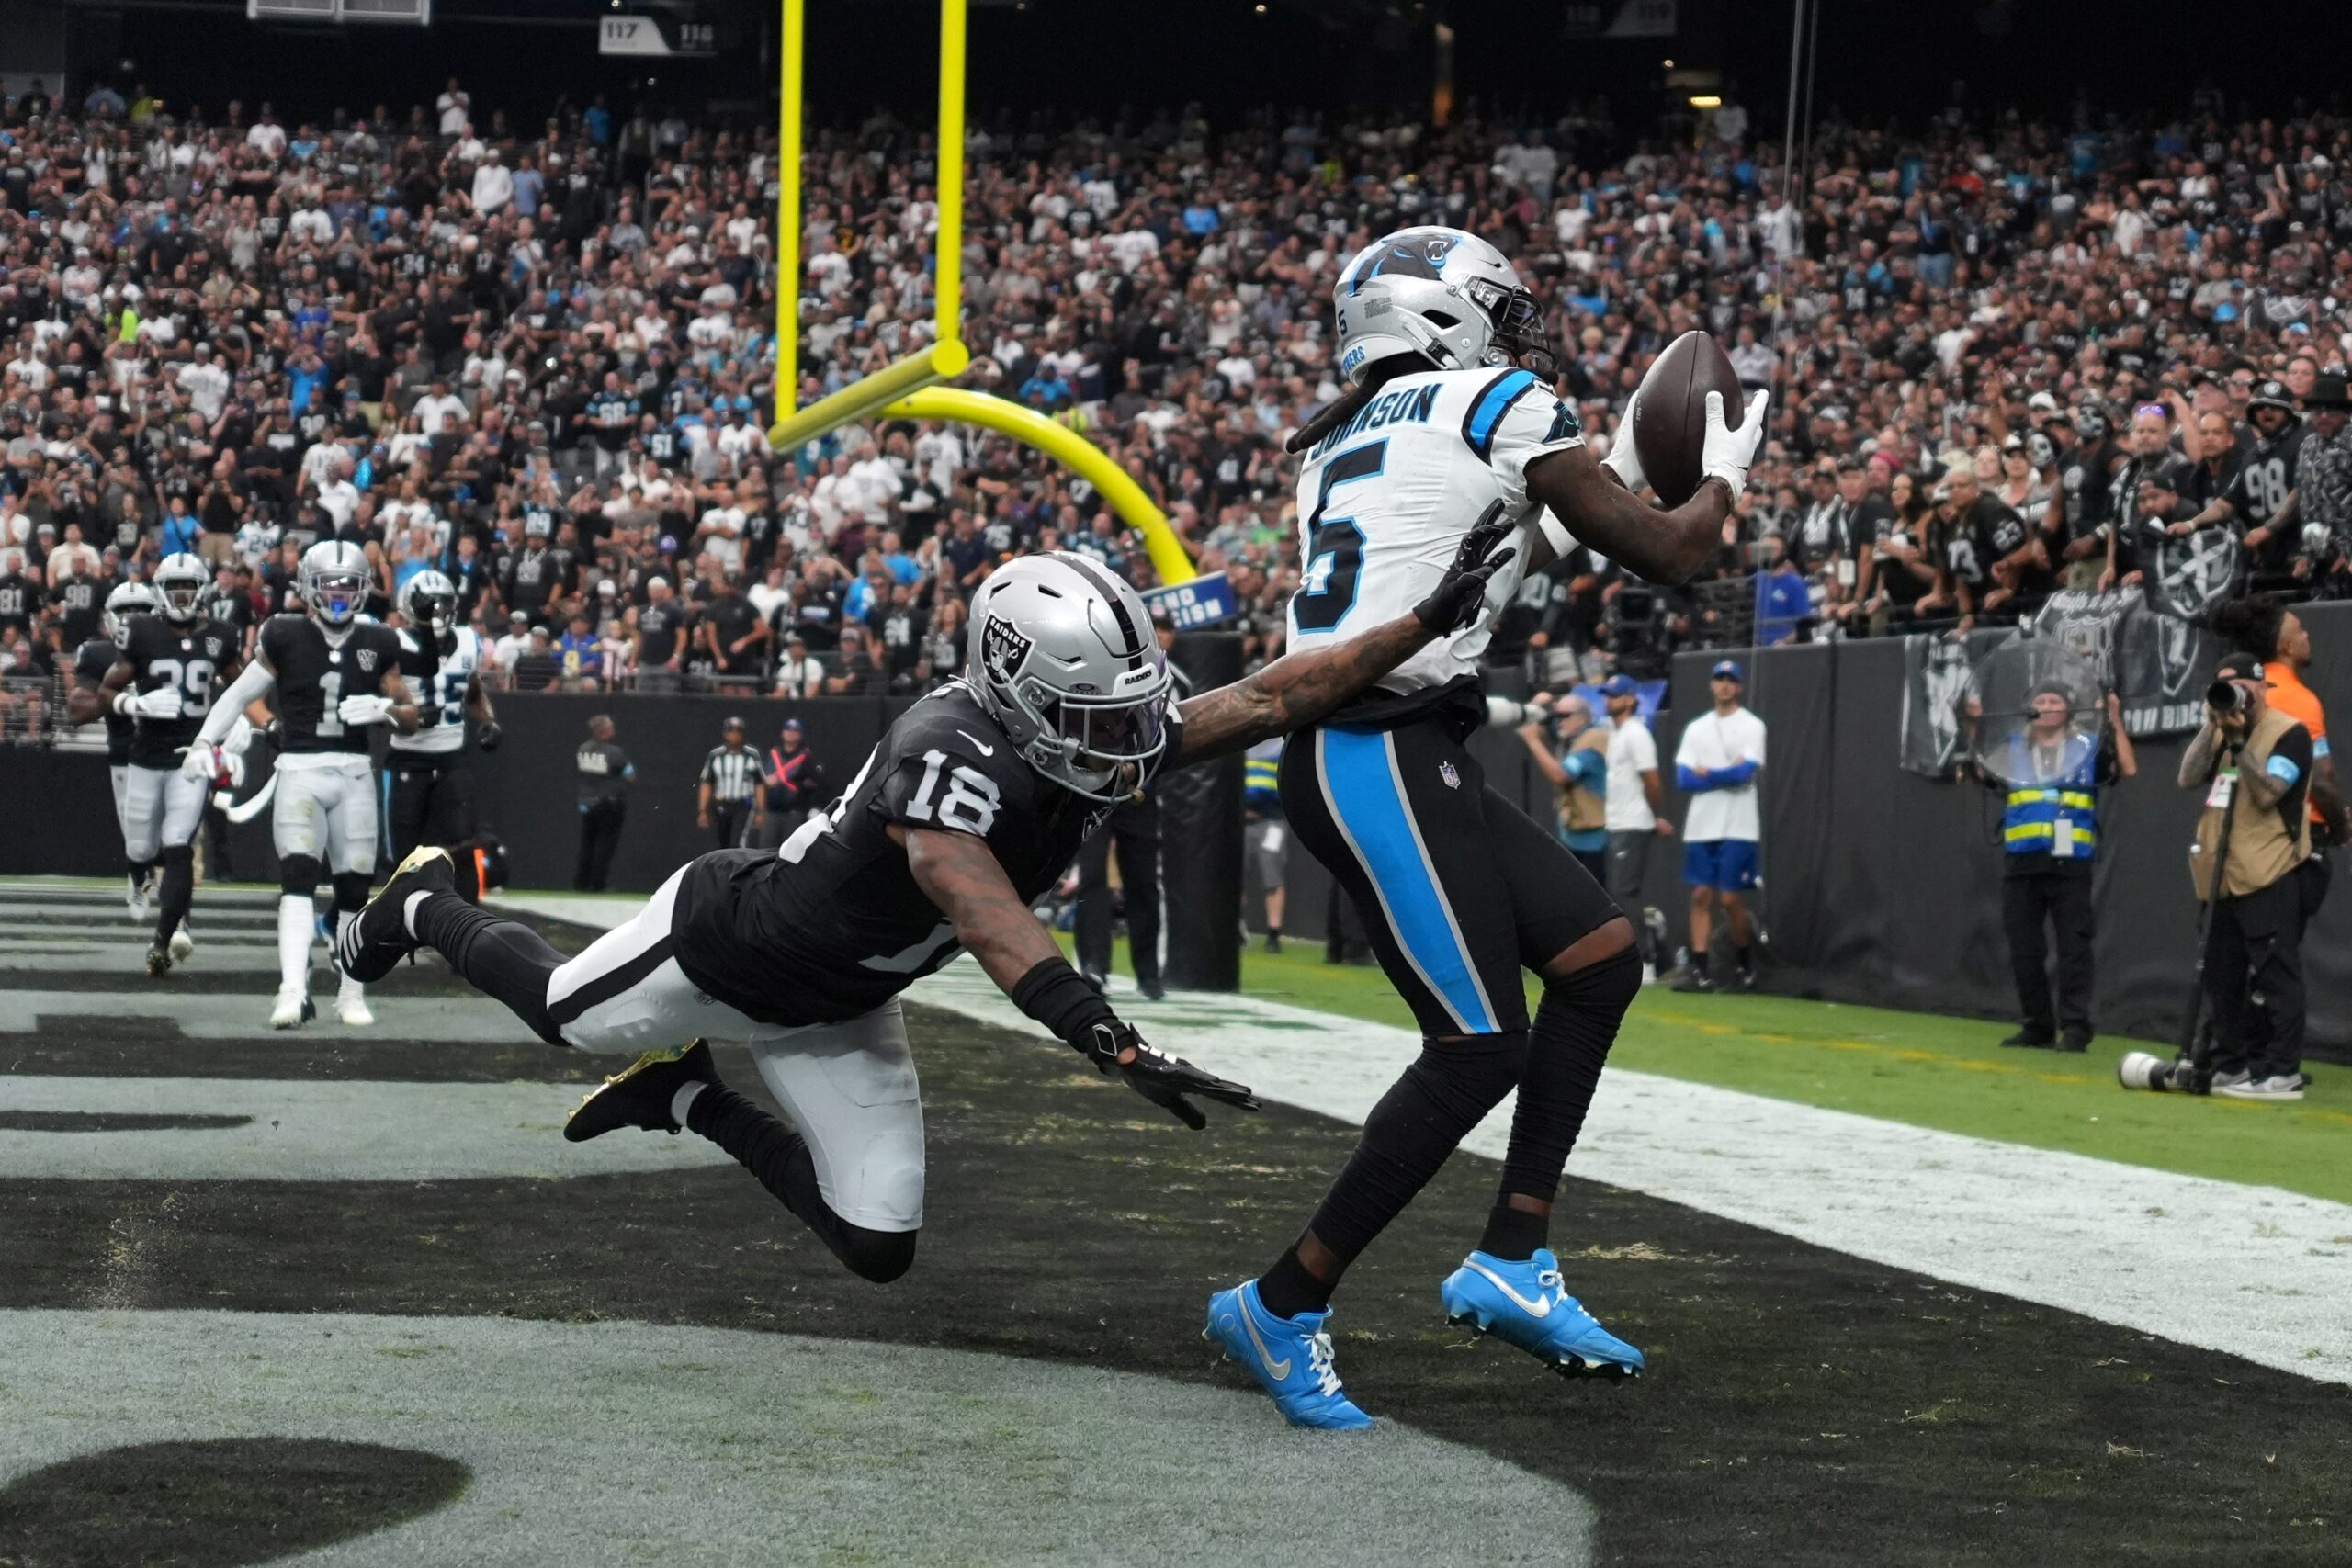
[{"xmin": 2177, "ymin": 652, "xmax": 2319, "ymax": 1101}]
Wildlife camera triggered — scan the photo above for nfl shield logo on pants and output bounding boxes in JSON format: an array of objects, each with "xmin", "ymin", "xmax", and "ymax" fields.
[{"xmin": 1440, "ymin": 761, "xmax": 1461, "ymax": 790}]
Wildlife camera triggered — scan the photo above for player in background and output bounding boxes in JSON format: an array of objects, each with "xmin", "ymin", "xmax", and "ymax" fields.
[
  {"xmin": 72, "ymin": 580, "xmax": 159, "ymax": 917},
  {"xmin": 330, "ymin": 543, "xmax": 1509, "ymax": 1292},
  {"xmin": 387, "ymin": 570, "xmax": 502, "ymax": 866},
  {"xmin": 187, "ymin": 540, "xmax": 419, "ymax": 1029},
  {"xmin": 1204, "ymin": 226, "xmax": 1768, "ymax": 1429},
  {"xmin": 68, "ymin": 555, "xmax": 250, "ymax": 976}
]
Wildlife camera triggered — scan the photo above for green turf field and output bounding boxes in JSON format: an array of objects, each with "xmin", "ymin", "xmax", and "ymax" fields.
[{"xmin": 1076, "ymin": 935, "xmax": 2352, "ymax": 1207}]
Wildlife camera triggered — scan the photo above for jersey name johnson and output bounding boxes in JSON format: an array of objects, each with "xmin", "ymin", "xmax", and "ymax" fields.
[
  {"xmin": 1289, "ymin": 366, "xmax": 1582, "ymax": 694},
  {"xmin": 262, "ymin": 615, "xmax": 404, "ymax": 755}
]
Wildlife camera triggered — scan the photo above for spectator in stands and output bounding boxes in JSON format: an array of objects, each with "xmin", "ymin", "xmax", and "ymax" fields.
[
  {"xmin": 771, "ymin": 630, "xmax": 823, "ymax": 698},
  {"xmin": 2297, "ymin": 375, "xmax": 2352, "ymax": 587}
]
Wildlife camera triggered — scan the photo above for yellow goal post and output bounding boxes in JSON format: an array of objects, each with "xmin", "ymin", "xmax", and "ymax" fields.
[{"xmin": 767, "ymin": 0, "xmax": 1196, "ymax": 586}]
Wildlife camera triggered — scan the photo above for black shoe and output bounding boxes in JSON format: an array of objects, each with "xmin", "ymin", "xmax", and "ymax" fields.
[
  {"xmin": 334, "ymin": 846, "xmax": 456, "ymax": 984},
  {"xmin": 1265, "ymin": 931, "xmax": 1282, "ymax": 954},
  {"xmin": 564, "ymin": 1040, "xmax": 717, "ymax": 1143},
  {"xmin": 144, "ymin": 943, "xmax": 173, "ymax": 977},
  {"xmin": 1731, "ymin": 967, "xmax": 1757, "ymax": 993},
  {"xmin": 2000, "ymin": 1029, "xmax": 2056, "ymax": 1050},
  {"xmin": 1668, "ymin": 967, "xmax": 1714, "ymax": 994},
  {"xmin": 1137, "ymin": 980, "xmax": 1166, "ymax": 1001},
  {"xmin": 2057, "ymin": 1030, "xmax": 2092, "ymax": 1055},
  {"xmin": 1080, "ymin": 970, "xmax": 1108, "ymax": 996}
]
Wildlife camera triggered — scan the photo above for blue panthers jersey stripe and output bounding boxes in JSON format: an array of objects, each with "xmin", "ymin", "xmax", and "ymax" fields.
[{"xmin": 1461, "ymin": 368, "xmax": 1539, "ymax": 463}]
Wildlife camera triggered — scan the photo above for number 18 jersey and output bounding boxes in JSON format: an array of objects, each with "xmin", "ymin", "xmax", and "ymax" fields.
[
  {"xmin": 669, "ymin": 680, "xmax": 1182, "ymax": 1027},
  {"xmin": 1288, "ymin": 366, "xmax": 1585, "ymax": 696}
]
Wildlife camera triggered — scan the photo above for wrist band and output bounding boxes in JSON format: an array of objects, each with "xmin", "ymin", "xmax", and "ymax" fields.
[{"xmin": 1010, "ymin": 958, "xmax": 1116, "ymax": 1054}]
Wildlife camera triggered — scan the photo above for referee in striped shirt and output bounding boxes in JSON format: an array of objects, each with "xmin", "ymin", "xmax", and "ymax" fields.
[{"xmin": 697, "ymin": 716, "xmax": 767, "ymax": 849}]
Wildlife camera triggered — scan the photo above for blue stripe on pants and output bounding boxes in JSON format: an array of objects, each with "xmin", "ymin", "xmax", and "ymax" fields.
[{"xmin": 1317, "ymin": 728, "xmax": 1497, "ymax": 1034}]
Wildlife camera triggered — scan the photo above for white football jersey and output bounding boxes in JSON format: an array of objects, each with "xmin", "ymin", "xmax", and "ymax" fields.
[
  {"xmin": 1287, "ymin": 366, "xmax": 1585, "ymax": 694},
  {"xmin": 390, "ymin": 624, "xmax": 483, "ymax": 756}
]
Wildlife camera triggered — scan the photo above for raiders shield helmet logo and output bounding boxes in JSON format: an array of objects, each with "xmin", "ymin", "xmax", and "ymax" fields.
[{"xmin": 981, "ymin": 616, "xmax": 1033, "ymax": 687}]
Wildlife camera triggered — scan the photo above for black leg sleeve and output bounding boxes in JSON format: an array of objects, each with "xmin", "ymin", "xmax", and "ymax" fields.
[
  {"xmin": 1115, "ymin": 812, "xmax": 1161, "ymax": 988},
  {"xmin": 1297, "ymin": 1028, "xmax": 1529, "ymax": 1267},
  {"xmin": 153, "ymin": 843, "xmax": 196, "ymax": 946},
  {"xmin": 685, "ymin": 1083, "xmax": 918, "ymax": 1283},
  {"xmin": 411, "ymin": 893, "xmax": 571, "ymax": 1046},
  {"xmin": 1500, "ymin": 947, "xmax": 1641, "ymax": 1204}
]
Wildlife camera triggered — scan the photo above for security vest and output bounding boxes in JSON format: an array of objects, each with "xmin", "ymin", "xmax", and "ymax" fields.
[
  {"xmin": 1561, "ymin": 725, "xmax": 1611, "ymax": 833},
  {"xmin": 2191, "ymin": 705, "xmax": 2313, "ymax": 900},
  {"xmin": 1244, "ymin": 739, "xmax": 1282, "ymax": 816},
  {"xmin": 2002, "ymin": 732, "xmax": 2101, "ymax": 861}
]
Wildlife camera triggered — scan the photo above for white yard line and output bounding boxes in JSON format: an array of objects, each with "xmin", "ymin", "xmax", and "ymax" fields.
[{"xmin": 490, "ymin": 894, "xmax": 2352, "ymax": 1386}]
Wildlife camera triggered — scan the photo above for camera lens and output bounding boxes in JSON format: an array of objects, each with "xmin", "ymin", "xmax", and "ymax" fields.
[{"xmin": 2206, "ymin": 679, "xmax": 2244, "ymax": 713}]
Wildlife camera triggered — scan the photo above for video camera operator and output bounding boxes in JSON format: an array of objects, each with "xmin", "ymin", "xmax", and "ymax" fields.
[{"xmin": 2177, "ymin": 652, "xmax": 2319, "ymax": 1100}]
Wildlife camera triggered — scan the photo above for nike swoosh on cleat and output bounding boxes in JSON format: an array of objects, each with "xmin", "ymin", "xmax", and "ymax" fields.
[
  {"xmin": 1235, "ymin": 1303, "xmax": 1293, "ymax": 1380},
  {"xmin": 1463, "ymin": 1260, "xmax": 1552, "ymax": 1318},
  {"xmin": 955, "ymin": 729, "xmax": 997, "ymax": 756}
]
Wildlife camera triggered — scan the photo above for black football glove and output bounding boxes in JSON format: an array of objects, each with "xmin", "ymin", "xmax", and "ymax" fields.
[
  {"xmin": 477, "ymin": 720, "xmax": 503, "ymax": 752},
  {"xmin": 1080, "ymin": 1019, "xmax": 1261, "ymax": 1130},
  {"xmin": 1411, "ymin": 500, "xmax": 1517, "ymax": 635}
]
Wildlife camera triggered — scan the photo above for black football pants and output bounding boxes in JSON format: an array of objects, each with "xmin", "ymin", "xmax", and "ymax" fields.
[
  {"xmin": 1074, "ymin": 795, "xmax": 1160, "ymax": 990},
  {"xmin": 2000, "ymin": 862, "xmax": 2095, "ymax": 1039}
]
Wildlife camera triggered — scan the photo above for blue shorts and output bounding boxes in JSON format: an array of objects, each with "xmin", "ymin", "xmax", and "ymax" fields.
[{"xmin": 1683, "ymin": 839, "xmax": 1759, "ymax": 892}]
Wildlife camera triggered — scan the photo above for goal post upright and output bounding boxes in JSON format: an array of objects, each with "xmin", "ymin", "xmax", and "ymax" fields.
[{"xmin": 768, "ymin": 0, "xmax": 1195, "ymax": 584}]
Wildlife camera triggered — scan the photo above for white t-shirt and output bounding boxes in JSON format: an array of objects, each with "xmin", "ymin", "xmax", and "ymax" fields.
[
  {"xmin": 1675, "ymin": 706, "xmax": 1766, "ymax": 843},
  {"xmin": 1604, "ymin": 716, "xmax": 1659, "ymax": 832},
  {"xmin": 1286, "ymin": 366, "xmax": 1585, "ymax": 694}
]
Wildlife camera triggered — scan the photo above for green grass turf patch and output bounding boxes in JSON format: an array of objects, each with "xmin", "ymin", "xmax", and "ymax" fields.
[{"xmin": 1074, "ymin": 935, "xmax": 2352, "ymax": 1208}]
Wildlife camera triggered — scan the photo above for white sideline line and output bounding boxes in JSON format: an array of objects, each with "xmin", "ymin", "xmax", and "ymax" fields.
[{"xmin": 489, "ymin": 894, "xmax": 2352, "ymax": 1386}]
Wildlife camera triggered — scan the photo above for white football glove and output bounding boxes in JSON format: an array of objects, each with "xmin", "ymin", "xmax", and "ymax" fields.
[
  {"xmin": 217, "ymin": 749, "xmax": 247, "ymax": 791},
  {"xmin": 1600, "ymin": 386, "xmax": 1648, "ymax": 492},
  {"xmin": 221, "ymin": 715, "xmax": 256, "ymax": 757},
  {"xmin": 179, "ymin": 742, "xmax": 224, "ymax": 784},
  {"xmin": 132, "ymin": 686, "xmax": 185, "ymax": 721},
  {"xmin": 338, "ymin": 694, "xmax": 396, "ymax": 727},
  {"xmin": 1700, "ymin": 389, "xmax": 1770, "ymax": 502}
]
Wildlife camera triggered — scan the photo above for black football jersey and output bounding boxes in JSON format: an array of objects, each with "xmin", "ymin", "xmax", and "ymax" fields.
[
  {"xmin": 122, "ymin": 615, "xmax": 239, "ymax": 769},
  {"xmin": 671, "ymin": 681, "xmax": 1184, "ymax": 1026},
  {"xmin": 75, "ymin": 635, "xmax": 133, "ymax": 766},
  {"xmin": 259, "ymin": 614, "xmax": 405, "ymax": 755}
]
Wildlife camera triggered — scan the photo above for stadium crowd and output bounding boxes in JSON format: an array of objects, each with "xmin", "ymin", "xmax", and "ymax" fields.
[{"xmin": 3, "ymin": 77, "xmax": 2352, "ymax": 731}]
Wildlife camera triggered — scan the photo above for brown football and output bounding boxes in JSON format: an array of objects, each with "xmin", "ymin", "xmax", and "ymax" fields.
[{"xmin": 1630, "ymin": 330, "xmax": 1745, "ymax": 507}]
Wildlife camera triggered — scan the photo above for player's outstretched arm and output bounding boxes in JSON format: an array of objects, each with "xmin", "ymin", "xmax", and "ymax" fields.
[
  {"xmin": 1525, "ymin": 389, "xmax": 1769, "ymax": 585},
  {"xmin": 899, "ymin": 824, "xmax": 1258, "ymax": 1127},
  {"xmin": 1172, "ymin": 502, "xmax": 1516, "ymax": 764}
]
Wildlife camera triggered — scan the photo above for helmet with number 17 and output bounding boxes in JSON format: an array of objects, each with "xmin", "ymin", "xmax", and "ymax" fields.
[
  {"xmin": 301, "ymin": 539, "xmax": 372, "ymax": 626},
  {"xmin": 1332, "ymin": 226, "xmax": 1554, "ymax": 386},
  {"xmin": 103, "ymin": 580, "xmax": 158, "ymax": 643},
  {"xmin": 967, "ymin": 553, "xmax": 1173, "ymax": 803},
  {"xmin": 153, "ymin": 553, "xmax": 210, "ymax": 625}
]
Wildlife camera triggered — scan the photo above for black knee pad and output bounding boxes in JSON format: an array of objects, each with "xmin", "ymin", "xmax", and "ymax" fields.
[
  {"xmin": 332, "ymin": 873, "xmax": 373, "ymax": 914},
  {"xmin": 1396, "ymin": 1029, "xmax": 1530, "ymax": 1130},
  {"xmin": 838, "ymin": 1224, "xmax": 919, "ymax": 1284},
  {"xmin": 279, "ymin": 854, "xmax": 322, "ymax": 899},
  {"xmin": 1543, "ymin": 946, "xmax": 1643, "ymax": 1019}
]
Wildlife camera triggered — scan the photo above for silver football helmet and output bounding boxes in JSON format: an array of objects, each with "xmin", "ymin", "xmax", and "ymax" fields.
[
  {"xmin": 967, "ymin": 553, "xmax": 1173, "ymax": 802},
  {"xmin": 1332, "ymin": 226, "xmax": 1552, "ymax": 386},
  {"xmin": 104, "ymin": 580, "xmax": 158, "ymax": 643},
  {"xmin": 301, "ymin": 539, "xmax": 371, "ymax": 626},
  {"xmin": 153, "ymin": 552, "xmax": 209, "ymax": 624},
  {"xmin": 401, "ymin": 569, "xmax": 459, "ymax": 644}
]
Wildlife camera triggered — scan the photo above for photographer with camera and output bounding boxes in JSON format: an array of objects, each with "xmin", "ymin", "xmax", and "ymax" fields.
[{"xmin": 2177, "ymin": 652, "xmax": 2319, "ymax": 1101}]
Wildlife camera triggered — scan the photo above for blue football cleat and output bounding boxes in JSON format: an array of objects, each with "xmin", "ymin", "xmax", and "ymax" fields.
[
  {"xmin": 1440, "ymin": 1247, "xmax": 1645, "ymax": 1379},
  {"xmin": 1204, "ymin": 1280, "xmax": 1374, "ymax": 1430}
]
